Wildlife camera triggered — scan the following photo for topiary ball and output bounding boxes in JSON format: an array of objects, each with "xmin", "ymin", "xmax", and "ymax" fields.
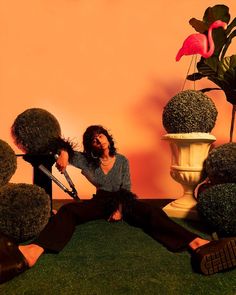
[
  {"xmin": 205, "ymin": 142, "xmax": 236, "ymax": 184},
  {"xmin": 11, "ymin": 108, "xmax": 61, "ymax": 154},
  {"xmin": 0, "ymin": 183, "xmax": 50, "ymax": 242},
  {"xmin": 197, "ymin": 183, "xmax": 236, "ymax": 237},
  {"xmin": 0, "ymin": 139, "xmax": 17, "ymax": 186},
  {"xmin": 162, "ymin": 90, "xmax": 218, "ymax": 133}
]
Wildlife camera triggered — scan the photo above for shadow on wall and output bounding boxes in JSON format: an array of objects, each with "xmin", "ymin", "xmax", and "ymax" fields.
[{"xmin": 127, "ymin": 81, "xmax": 182, "ymax": 198}]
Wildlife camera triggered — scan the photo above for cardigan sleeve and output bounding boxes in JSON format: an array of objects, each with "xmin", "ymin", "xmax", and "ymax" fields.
[
  {"xmin": 69, "ymin": 151, "xmax": 89, "ymax": 170},
  {"xmin": 121, "ymin": 156, "xmax": 131, "ymax": 191}
]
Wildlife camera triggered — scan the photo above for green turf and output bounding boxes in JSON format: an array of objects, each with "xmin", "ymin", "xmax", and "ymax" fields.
[{"xmin": 0, "ymin": 219, "xmax": 235, "ymax": 295}]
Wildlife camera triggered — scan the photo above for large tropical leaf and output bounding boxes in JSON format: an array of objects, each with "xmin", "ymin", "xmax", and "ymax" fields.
[
  {"xmin": 212, "ymin": 28, "xmax": 228, "ymax": 56},
  {"xmin": 218, "ymin": 55, "xmax": 236, "ymax": 75},
  {"xmin": 221, "ymin": 28, "xmax": 236, "ymax": 59},
  {"xmin": 187, "ymin": 72, "xmax": 204, "ymax": 81},
  {"xmin": 203, "ymin": 4, "xmax": 230, "ymax": 26},
  {"xmin": 189, "ymin": 5, "xmax": 230, "ymax": 57},
  {"xmin": 189, "ymin": 18, "xmax": 208, "ymax": 33},
  {"xmin": 197, "ymin": 58, "xmax": 218, "ymax": 77},
  {"xmin": 186, "ymin": 4, "xmax": 236, "ymax": 140},
  {"xmin": 226, "ymin": 17, "xmax": 236, "ymax": 34}
]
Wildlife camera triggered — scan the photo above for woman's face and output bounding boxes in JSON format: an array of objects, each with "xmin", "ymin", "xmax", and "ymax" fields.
[{"xmin": 91, "ymin": 133, "xmax": 109, "ymax": 152}]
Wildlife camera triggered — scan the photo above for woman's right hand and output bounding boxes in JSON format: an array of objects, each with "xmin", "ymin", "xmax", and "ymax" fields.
[{"xmin": 55, "ymin": 150, "xmax": 69, "ymax": 172}]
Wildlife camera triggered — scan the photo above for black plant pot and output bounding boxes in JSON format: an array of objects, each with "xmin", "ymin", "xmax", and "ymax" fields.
[{"xmin": 22, "ymin": 154, "xmax": 55, "ymax": 215}]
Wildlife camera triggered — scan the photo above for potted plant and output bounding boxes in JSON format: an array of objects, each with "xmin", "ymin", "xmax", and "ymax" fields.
[
  {"xmin": 204, "ymin": 142, "xmax": 236, "ymax": 184},
  {"xmin": 0, "ymin": 139, "xmax": 17, "ymax": 187},
  {"xmin": 197, "ymin": 183, "xmax": 236, "ymax": 237},
  {"xmin": 11, "ymin": 108, "xmax": 74, "ymax": 213},
  {"xmin": 0, "ymin": 139, "xmax": 50, "ymax": 242},
  {"xmin": 186, "ymin": 4, "xmax": 236, "ymax": 142},
  {"xmin": 162, "ymin": 89, "xmax": 217, "ymax": 219},
  {"xmin": 196, "ymin": 142, "xmax": 236, "ymax": 236}
]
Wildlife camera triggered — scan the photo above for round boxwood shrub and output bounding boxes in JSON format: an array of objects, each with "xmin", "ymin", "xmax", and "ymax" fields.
[
  {"xmin": 162, "ymin": 90, "xmax": 218, "ymax": 133},
  {"xmin": 0, "ymin": 139, "xmax": 17, "ymax": 186},
  {"xmin": 11, "ymin": 108, "xmax": 61, "ymax": 154},
  {"xmin": 205, "ymin": 142, "xmax": 236, "ymax": 184},
  {"xmin": 197, "ymin": 183, "xmax": 236, "ymax": 237},
  {"xmin": 0, "ymin": 183, "xmax": 50, "ymax": 242}
]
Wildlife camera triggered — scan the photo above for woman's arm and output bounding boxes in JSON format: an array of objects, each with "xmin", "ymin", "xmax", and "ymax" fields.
[
  {"xmin": 121, "ymin": 157, "xmax": 131, "ymax": 190},
  {"xmin": 55, "ymin": 150, "xmax": 69, "ymax": 172},
  {"xmin": 56, "ymin": 150, "xmax": 89, "ymax": 173}
]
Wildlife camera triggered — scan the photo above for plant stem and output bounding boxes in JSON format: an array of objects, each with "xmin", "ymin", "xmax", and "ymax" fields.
[{"xmin": 230, "ymin": 104, "xmax": 236, "ymax": 142}]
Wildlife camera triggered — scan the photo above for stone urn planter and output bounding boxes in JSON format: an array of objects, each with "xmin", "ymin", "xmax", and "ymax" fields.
[
  {"xmin": 162, "ymin": 132, "xmax": 216, "ymax": 219},
  {"xmin": 162, "ymin": 90, "xmax": 218, "ymax": 220}
]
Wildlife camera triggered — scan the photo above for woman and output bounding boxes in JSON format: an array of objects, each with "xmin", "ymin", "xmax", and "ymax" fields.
[{"xmin": 0, "ymin": 125, "xmax": 236, "ymax": 284}]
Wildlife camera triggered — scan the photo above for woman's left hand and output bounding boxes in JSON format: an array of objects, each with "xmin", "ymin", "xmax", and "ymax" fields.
[{"xmin": 55, "ymin": 150, "xmax": 69, "ymax": 172}]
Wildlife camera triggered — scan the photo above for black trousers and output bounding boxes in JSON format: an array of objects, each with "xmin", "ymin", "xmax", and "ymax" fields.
[{"xmin": 33, "ymin": 191, "xmax": 198, "ymax": 253}]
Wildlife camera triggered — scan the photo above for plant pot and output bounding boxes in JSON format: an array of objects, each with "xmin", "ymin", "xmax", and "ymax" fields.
[{"xmin": 162, "ymin": 132, "xmax": 216, "ymax": 220}]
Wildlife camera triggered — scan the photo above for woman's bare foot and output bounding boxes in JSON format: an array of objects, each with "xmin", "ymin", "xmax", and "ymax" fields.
[
  {"xmin": 189, "ymin": 237, "xmax": 210, "ymax": 251},
  {"xmin": 108, "ymin": 209, "xmax": 122, "ymax": 222},
  {"xmin": 18, "ymin": 244, "xmax": 44, "ymax": 267}
]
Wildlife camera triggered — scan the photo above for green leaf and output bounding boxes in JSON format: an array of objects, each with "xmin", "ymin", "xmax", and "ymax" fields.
[
  {"xmin": 187, "ymin": 72, "xmax": 204, "ymax": 81},
  {"xmin": 189, "ymin": 18, "xmax": 208, "ymax": 33},
  {"xmin": 224, "ymin": 89, "xmax": 236, "ymax": 104},
  {"xmin": 221, "ymin": 29, "xmax": 236, "ymax": 58},
  {"xmin": 225, "ymin": 17, "xmax": 236, "ymax": 35},
  {"xmin": 196, "ymin": 58, "xmax": 219, "ymax": 79},
  {"xmin": 224, "ymin": 66, "xmax": 236, "ymax": 86},
  {"xmin": 212, "ymin": 28, "xmax": 228, "ymax": 57},
  {"xmin": 229, "ymin": 55, "xmax": 236, "ymax": 68},
  {"xmin": 205, "ymin": 57, "xmax": 219, "ymax": 72},
  {"xmin": 203, "ymin": 5, "xmax": 230, "ymax": 26},
  {"xmin": 199, "ymin": 87, "xmax": 222, "ymax": 93},
  {"xmin": 218, "ymin": 56, "xmax": 236, "ymax": 75}
]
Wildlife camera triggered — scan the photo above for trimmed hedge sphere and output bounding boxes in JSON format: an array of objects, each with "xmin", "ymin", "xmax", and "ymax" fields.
[
  {"xmin": 11, "ymin": 108, "xmax": 61, "ymax": 154},
  {"xmin": 197, "ymin": 183, "xmax": 236, "ymax": 237},
  {"xmin": 0, "ymin": 183, "xmax": 50, "ymax": 242},
  {"xmin": 205, "ymin": 142, "xmax": 236, "ymax": 184},
  {"xmin": 162, "ymin": 90, "xmax": 218, "ymax": 133},
  {"xmin": 0, "ymin": 139, "xmax": 17, "ymax": 186}
]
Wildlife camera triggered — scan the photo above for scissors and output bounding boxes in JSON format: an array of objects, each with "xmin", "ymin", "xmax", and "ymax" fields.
[{"xmin": 38, "ymin": 154, "xmax": 80, "ymax": 200}]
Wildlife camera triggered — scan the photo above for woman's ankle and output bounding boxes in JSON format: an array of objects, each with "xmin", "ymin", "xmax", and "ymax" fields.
[
  {"xmin": 19, "ymin": 244, "xmax": 44, "ymax": 267},
  {"xmin": 188, "ymin": 238, "xmax": 210, "ymax": 251}
]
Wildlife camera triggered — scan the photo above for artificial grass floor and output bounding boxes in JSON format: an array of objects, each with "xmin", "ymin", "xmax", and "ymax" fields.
[{"xmin": 1, "ymin": 217, "xmax": 236, "ymax": 295}]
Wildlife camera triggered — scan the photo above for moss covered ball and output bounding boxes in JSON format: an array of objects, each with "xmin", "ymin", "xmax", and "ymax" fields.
[
  {"xmin": 197, "ymin": 183, "xmax": 236, "ymax": 237},
  {"xmin": 162, "ymin": 90, "xmax": 218, "ymax": 133},
  {"xmin": 11, "ymin": 108, "xmax": 61, "ymax": 154},
  {"xmin": 205, "ymin": 142, "xmax": 236, "ymax": 184},
  {"xmin": 0, "ymin": 139, "xmax": 17, "ymax": 186},
  {"xmin": 0, "ymin": 183, "xmax": 50, "ymax": 242}
]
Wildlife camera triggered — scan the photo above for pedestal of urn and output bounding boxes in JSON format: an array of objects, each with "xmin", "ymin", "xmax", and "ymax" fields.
[{"xmin": 162, "ymin": 133, "xmax": 216, "ymax": 220}]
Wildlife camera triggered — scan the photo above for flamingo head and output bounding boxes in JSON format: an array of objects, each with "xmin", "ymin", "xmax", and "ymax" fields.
[{"xmin": 210, "ymin": 20, "xmax": 227, "ymax": 30}]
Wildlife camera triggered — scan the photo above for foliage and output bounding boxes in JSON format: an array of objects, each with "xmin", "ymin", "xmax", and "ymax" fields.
[
  {"xmin": 186, "ymin": 4, "xmax": 236, "ymax": 141},
  {"xmin": 11, "ymin": 108, "xmax": 61, "ymax": 154},
  {"xmin": 197, "ymin": 183, "xmax": 236, "ymax": 237},
  {"xmin": 162, "ymin": 90, "xmax": 217, "ymax": 133},
  {"xmin": 187, "ymin": 5, "xmax": 236, "ymax": 102},
  {"xmin": 204, "ymin": 142, "xmax": 236, "ymax": 184},
  {"xmin": 0, "ymin": 139, "xmax": 17, "ymax": 186},
  {"xmin": 0, "ymin": 183, "xmax": 50, "ymax": 242}
]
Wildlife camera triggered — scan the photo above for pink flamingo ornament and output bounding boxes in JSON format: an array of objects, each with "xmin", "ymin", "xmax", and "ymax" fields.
[{"xmin": 176, "ymin": 20, "xmax": 227, "ymax": 61}]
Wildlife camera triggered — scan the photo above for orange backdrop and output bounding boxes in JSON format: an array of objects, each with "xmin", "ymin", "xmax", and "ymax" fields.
[{"xmin": 0, "ymin": 0, "xmax": 235, "ymax": 199}]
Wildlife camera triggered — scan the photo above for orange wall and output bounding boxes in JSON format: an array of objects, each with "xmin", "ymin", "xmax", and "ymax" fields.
[{"xmin": 0, "ymin": 1, "xmax": 235, "ymax": 199}]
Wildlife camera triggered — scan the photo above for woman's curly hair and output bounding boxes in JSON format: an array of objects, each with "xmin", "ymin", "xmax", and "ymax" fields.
[{"xmin": 82, "ymin": 125, "xmax": 116, "ymax": 167}]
